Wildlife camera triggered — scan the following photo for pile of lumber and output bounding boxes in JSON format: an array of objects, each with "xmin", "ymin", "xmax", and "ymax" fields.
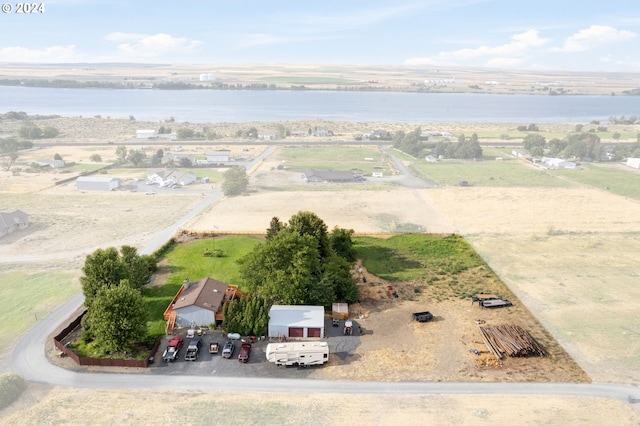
[{"xmin": 478, "ymin": 324, "xmax": 547, "ymax": 359}]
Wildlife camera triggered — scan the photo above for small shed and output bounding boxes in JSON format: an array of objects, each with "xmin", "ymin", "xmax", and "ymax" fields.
[
  {"xmin": 75, "ymin": 176, "xmax": 121, "ymax": 191},
  {"xmin": 268, "ymin": 305, "xmax": 325, "ymax": 339},
  {"xmin": 206, "ymin": 150, "xmax": 231, "ymax": 163},
  {"xmin": 136, "ymin": 129, "xmax": 157, "ymax": 139},
  {"xmin": 626, "ymin": 158, "xmax": 640, "ymax": 169},
  {"xmin": 332, "ymin": 303, "xmax": 349, "ymax": 320}
]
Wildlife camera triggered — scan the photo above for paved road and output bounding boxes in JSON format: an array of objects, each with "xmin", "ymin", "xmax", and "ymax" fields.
[
  {"xmin": 381, "ymin": 146, "xmax": 438, "ymax": 188},
  {"xmin": 6, "ymin": 141, "xmax": 640, "ymax": 406},
  {"xmin": 10, "ymin": 295, "xmax": 640, "ymax": 401}
]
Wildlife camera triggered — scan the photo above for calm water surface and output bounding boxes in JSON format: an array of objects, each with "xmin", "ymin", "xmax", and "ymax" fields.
[{"xmin": 1, "ymin": 86, "xmax": 639, "ymax": 123}]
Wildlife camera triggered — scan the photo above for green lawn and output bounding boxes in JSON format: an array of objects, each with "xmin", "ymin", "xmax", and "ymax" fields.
[
  {"xmin": 355, "ymin": 234, "xmax": 484, "ymax": 281},
  {"xmin": 278, "ymin": 146, "xmax": 391, "ymax": 174},
  {"xmin": 0, "ymin": 268, "xmax": 79, "ymax": 357},
  {"xmin": 354, "ymin": 234, "xmax": 499, "ymax": 300},
  {"xmin": 410, "ymin": 158, "xmax": 570, "ymax": 187},
  {"xmin": 556, "ymin": 163, "xmax": 640, "ymax": 199},
  {"xmin": 143, "ymin": 236, "xmax": 263, "ymax": 334}
]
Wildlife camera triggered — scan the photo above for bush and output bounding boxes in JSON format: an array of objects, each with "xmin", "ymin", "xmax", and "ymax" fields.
[{"xmin": 0, "ymin": 373, "xmax": 26, "ymax": 410}]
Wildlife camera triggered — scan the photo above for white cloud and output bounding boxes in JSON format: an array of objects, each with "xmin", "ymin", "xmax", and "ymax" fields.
[
  {"xmin": 103, "ymin": 32, "xmax": 202, "ymax": 58},
  {"xmin": 0, "ymin": 45, "xmax": 79, "ymax": 62},
  {"xmin": 404, "ymin": 29, "xmax": 549, "ymax": 66},
  {"xmin": 553, "ymin": 25, "xmax": 636, "ymax": 52}
]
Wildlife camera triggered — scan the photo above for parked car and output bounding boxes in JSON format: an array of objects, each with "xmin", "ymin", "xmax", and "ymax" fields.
[
  {"xmin": 162, "ymin": 335, "xmax": 184, "ymax": 362},
  {"xmin": 238, "ymin": 342, "xmax": 251, "ymax": 363},
  {"xmin": 221, "ymin": 341, "xmax": 235, "ymax": 359},
  {"xmin": 145, "ymin": 191, "xmax": 156, "ymax": 195},
  {"xmin": 184, "ymin": 338, "xmax": 202, "ymax": 361}
]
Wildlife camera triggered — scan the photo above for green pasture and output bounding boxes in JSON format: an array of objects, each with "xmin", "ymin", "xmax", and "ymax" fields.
[
  {"xmin": 0, "ymin": 268, "xmax": 79, "ymax": 357},
  {"xmin": 260, "ymin": 76, "xmax": 360, "ymax": 85},
  {"xmin": 556, "ymin": 163, "xmax": 640, "ymax": 200},
  {"xmin": 354, "ymin": 234, "xmax": 484, "ymax": 281},
  {"xmin": 278, "ymin": 146, "xmax": 390, "ymax": 174},
  {"xmin": 354, "ymin": 234, "xmax": 499, "ymax": 300},
  {"xmin": 410, "ymin": 158, "xmax": 570, "ymax": 187},
  {"xmin": 143, "ymin": 236, "xmax": 262, "ymax": 334}
]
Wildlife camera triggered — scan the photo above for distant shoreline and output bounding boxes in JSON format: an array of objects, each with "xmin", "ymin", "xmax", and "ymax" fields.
[
  {"xmin": 1, "ymin": 63, "xmax": 640, "ymax": 96},
  {"xmin": 1, "ymin": 79, "xmax": 638, "ymax": 97}
]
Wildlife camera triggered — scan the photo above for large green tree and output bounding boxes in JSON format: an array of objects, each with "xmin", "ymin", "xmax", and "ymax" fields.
[
  {"xmin": 287, "ymin": 211, "xmax": 331, "ymax": 259},
  {"xmin": 88, "ymin": 280, "xmax": 147, "ymax": 354},
  {"xmin": 80, "ymin": 246, "xmax": 155, "ymax": 308},
  {"xmin": 393, "ymin": 127, "xmax": 423, "ymax": 157},
  {"xmin": 239, "ymin": 231, "xmax": 321, "ymax": 305},
  {"xmin": 329, "ymin": 226, "xmax": 356, "ymax": 262},
  {"xmin": 523, "ymin": 133, "xmax": 546, "ymax": 157},
  {"xmin": 222, "ymin": 166, "xmax": 249, "ymax": 196},
  {"xmin": 266, "ymin": 216, "xmax": 284, "ymax": 240},
  {"xmin": 321, "ymin": 254, "xmax": 359, "ymax": 304},
  {"xmin": 222, "ymin": 294, "xmax": 269, "ymax": 336},
  {"xmin": 563, "ymin": 132, "xmax": 601, "ymax": 160},
  {"xmin": 115, "ymin": 145, "xmax": 128, "ymax": 164},
  {"xmin": 127, "ymin": 149, "xmax": 146, "ymax": 166},
  {"xmin": 239, "ymin": 213, "xmax": 358, "ymax": 308}
]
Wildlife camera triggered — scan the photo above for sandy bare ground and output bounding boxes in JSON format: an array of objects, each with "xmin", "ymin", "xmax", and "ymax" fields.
[{"xmin": 3, "ymin": 383, "xmax": 640, "ymax": 425}]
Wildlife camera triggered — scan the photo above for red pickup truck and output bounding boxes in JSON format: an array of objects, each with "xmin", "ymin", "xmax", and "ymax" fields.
[
  {"xmin": 162, "ymin": 335, "xmax": 184, "ymax": 362},
  {"xmin": 238, "ymin": 342, "xmax": 251, "ymax": 363}
]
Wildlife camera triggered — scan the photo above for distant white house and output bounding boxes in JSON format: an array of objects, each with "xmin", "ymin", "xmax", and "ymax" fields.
[
  {"xmin": 512, "ymin": 149, "xmax": 531, "ymax": 159},
  {"xmin": 311, "ymin": 127, "xmax": 334, "ymax": 137},
  {"xmin": 199, "ymin": 73, "xmax": 216, "ymax": 81},
  {"xmin": 162, "ymin": 153, "xmax": 195, "ymax": 166},
  {"xmin": 35, "ymin": 159, "xmax": 65, "ymax": 168},
  {"xmin": 541, "ymin": 157, "xmax": 577, "ymax": 169},
  {"xmin": 136, "ymin": 129, "xmax": 158, "ymax": 139},
  {"xmin": 268, "ymin": 305, "xmax": 325, "ymax": 339},
  {"xmin": 626, "ymin": 158, "xmax": 640, "ymax": 169},
  {"xmin": 148, "ymin": 169, "xmax": 197, "ymax": 186},
  {"xmin": 0, "ymin": 210, "xmax": 29, "ymax": 239},
  {"xmin": 75, "ymin": 176, "xmax": 121, "ymax": 191},
  {"xmin": 206, "ymin": 150, "xmax": 231, "ymax": 164}
]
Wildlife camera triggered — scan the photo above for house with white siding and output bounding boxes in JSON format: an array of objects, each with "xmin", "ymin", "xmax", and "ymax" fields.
[
  {"xmin": 169, "ymin": 277, "xmax": 241, "ymax": 328},
  {"xmin": 0, "ymin": 210, "xmax": 29, "ymax": 239}
]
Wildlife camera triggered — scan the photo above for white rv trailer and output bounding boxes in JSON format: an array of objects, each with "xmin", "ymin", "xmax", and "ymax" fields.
[{"xmin": 265, "ymin": 341, "xmax": 329, "ymax": 367}]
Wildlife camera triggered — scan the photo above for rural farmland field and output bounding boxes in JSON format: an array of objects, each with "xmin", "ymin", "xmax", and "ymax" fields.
[{"xmin": 2, "ymin": 122, "xmax": 640, "ymax": 422}]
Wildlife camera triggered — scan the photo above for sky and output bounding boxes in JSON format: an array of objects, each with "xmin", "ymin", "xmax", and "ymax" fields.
[{"xmin": 1, "ymin": 0, "xmax": 639, "ymax": 72}]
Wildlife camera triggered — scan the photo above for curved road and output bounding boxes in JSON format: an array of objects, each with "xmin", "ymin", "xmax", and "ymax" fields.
[
  {"xmin": 7, "ymin": 143, "xmax": 640, "ymax": 406},
  {"xmin": 10, "ymin": 297, "xmax": 640, "ymax": 401}
]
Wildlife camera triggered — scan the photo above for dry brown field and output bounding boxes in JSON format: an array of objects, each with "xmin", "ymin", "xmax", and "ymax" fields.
[
  {"xmin": 3, "ymin": 125, "xmax": 640, "ymax": 422},
  {"xmin": 2, "ymin": 62, "xmax": 640, "ymax": 95},
  {"xmin": 4, "ymin": 383, "xmax": 640, "ymax": 425}
]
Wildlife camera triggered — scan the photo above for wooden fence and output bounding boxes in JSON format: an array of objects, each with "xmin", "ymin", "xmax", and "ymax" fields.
[{"xmin": 53, "ymin": 310, "xmax": 160, "ymax": 368}]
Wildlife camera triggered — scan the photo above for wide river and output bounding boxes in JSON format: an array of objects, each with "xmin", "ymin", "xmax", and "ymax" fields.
[{"xmin": 1, "ymin": 86, "xmax": 639, "ymax": 123}]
